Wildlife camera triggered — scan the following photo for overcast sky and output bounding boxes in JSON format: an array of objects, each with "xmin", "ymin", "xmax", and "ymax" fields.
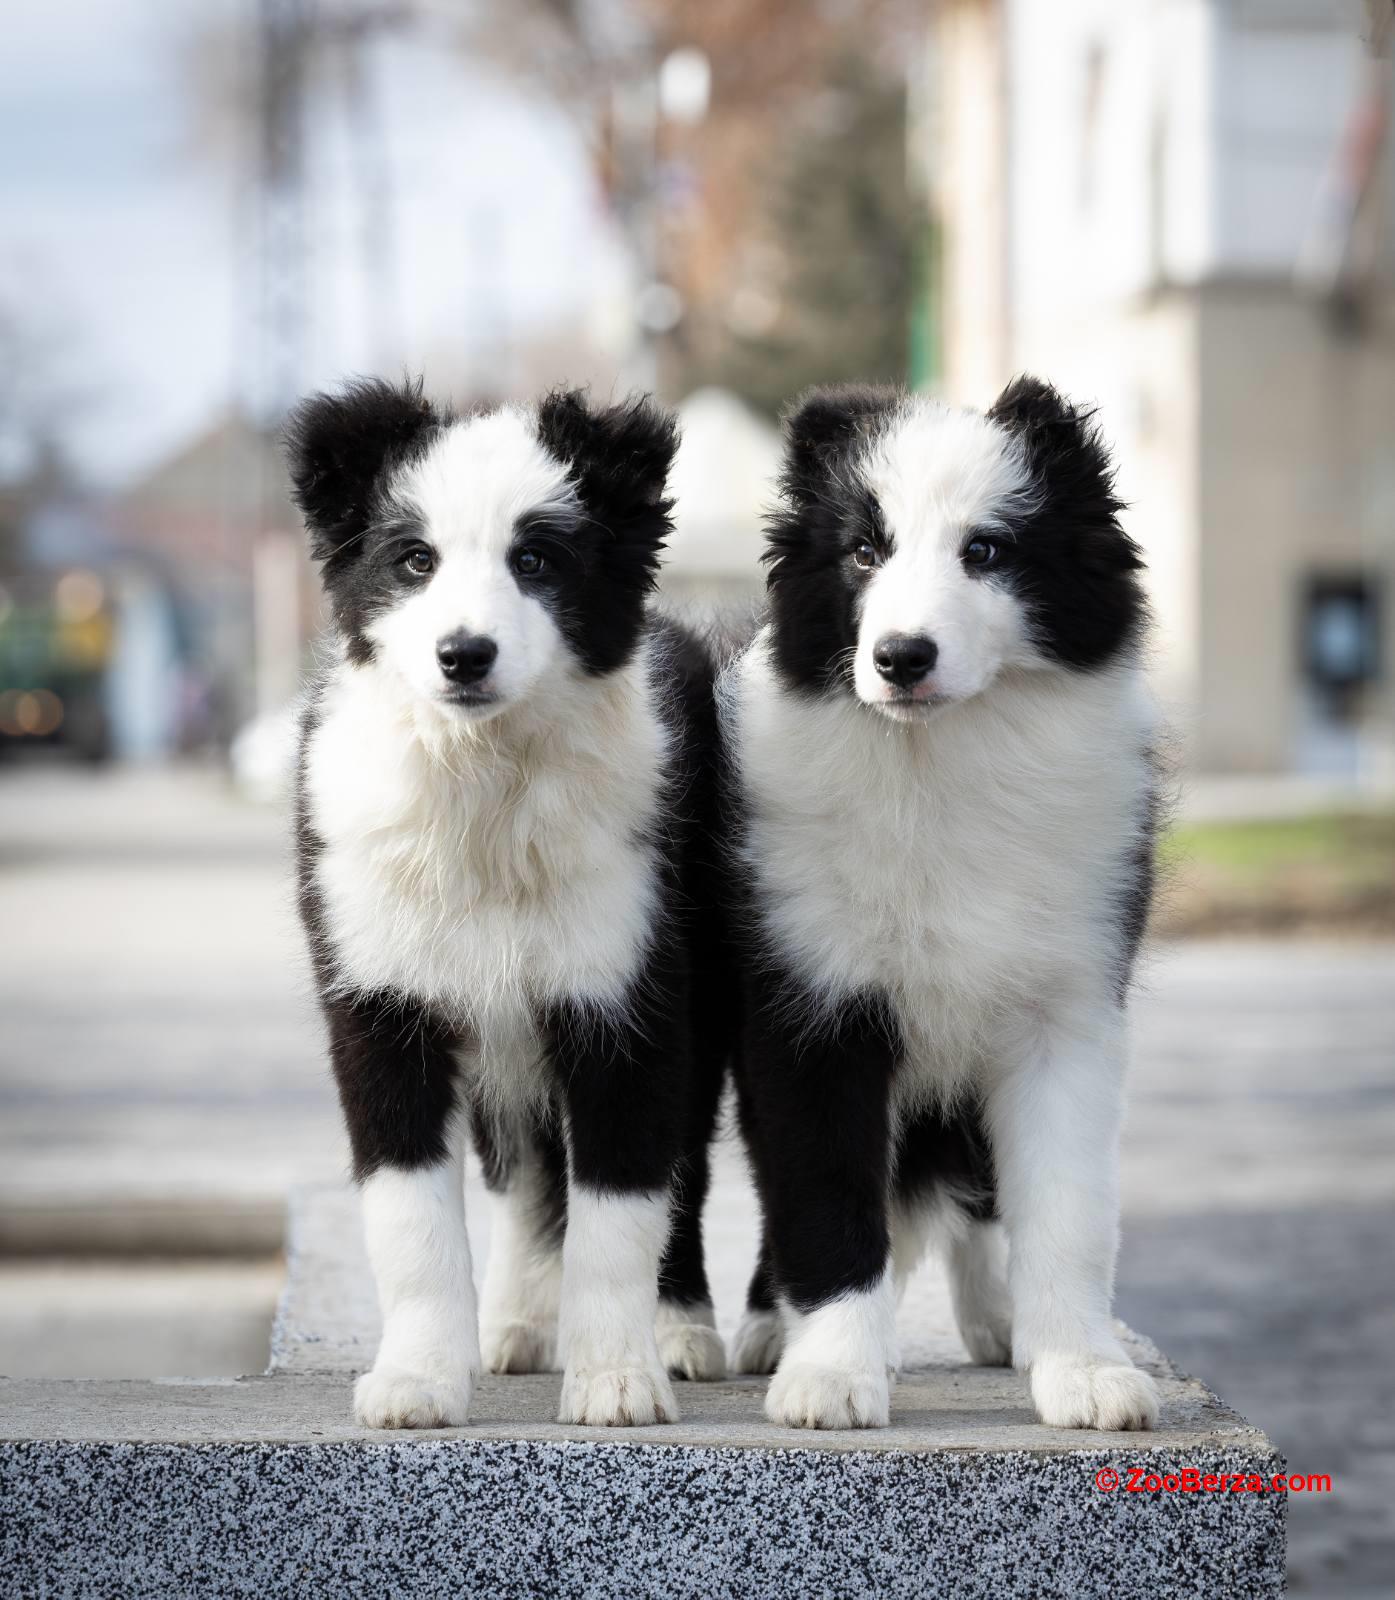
[{"xmin": 2, "ymin": 0, "xmax": 616, "ymax": 487}]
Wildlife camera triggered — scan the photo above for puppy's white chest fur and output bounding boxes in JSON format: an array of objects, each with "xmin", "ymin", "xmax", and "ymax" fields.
[
  {"xmin": 304, "ymin": 648, "xmax": 667, "ymax": 1078},
  {"xmin": 725, "ymin": 636, "xmax": 1155, "ymax": 1088}
]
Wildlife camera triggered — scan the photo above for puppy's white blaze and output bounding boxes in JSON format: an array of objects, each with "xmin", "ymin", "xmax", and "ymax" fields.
[
  {"xmin": 367, "ymin": 408, "xmax": 579, "ymax": 713},
  {"xmin": 558, "ymin": 1188, "xmax": 677, "ymax": 1425},
  {"xmin": 851, "ymin": 405, "xmax": 1043, "ymax": 708},
  {"xmin": 357, "ymin": 1134, "xmax": 478, "ymax": 1422},
  {"xmin": 479, "ymin": 1142, "xmax": 563, "ymax": 1373},
  {"xmin": 394, "ymin": 407, "xmax": 576, "ymax": 553},
  {"xmin": 861, "ymin": 402, "xmax": 1037, "ymax": 542},
  {"xmin": 766, "ymin": 1272, "xmax": 898, "ymax": 1429},
  {"xmin": 304, "ymin": 636, "xmax": 669, "ymax": 1110}
]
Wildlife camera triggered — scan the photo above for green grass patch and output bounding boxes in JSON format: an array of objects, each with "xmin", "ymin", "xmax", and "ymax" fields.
[
  {"xmin": 1162, "ymin": 813, "xmax": 1395, "ymax": 879},
  {"xmin": 1156, "ymin": 812, "xmax": 1395, "ymax": 935}
]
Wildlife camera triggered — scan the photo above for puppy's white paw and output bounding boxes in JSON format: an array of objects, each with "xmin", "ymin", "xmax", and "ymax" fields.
[
  {"xmin": 958, "ymin": 1313, "xmax": 1013, "ymax": 1367},
  {"xmin": 1031, "ymin": 1356, "xmax": 1159, "ymax": 1431},
  {"xmin": 731, "ymin": 1309, "xmax": 784, "ymax": 1375},
  {"xmin": 353, "ymin": 1364, "xmax": 473, "ymax": 1429},
  {"xmin": 765, "ymin": 1363, "xmax": 891, "ymax": 1430},
  {"xmin": 559, "ymin": 1365, "xmax": 678, "ymax": 1426},
  {"xmin": 656, "ymin": 1321, "xmax": 727, "ymax": 1381},
  {"xmin": 481, "ymin": 1319, "xmax": 557, "ymax": 1375}
]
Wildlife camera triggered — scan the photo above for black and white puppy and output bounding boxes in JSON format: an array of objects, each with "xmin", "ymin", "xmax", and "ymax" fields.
[
  {"xmin": 287, "ymin": 380, "xmax": 729, "ymax": 1429},
  {"xmin": 722, "ymin": 378, "xmax": 1160, "ymax": 1432}
]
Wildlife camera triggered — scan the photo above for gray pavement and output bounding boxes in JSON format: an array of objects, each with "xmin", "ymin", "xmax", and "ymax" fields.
[{"xmin": 1, "ymin": 764, "xmax": 1392, "ymax": 1594}]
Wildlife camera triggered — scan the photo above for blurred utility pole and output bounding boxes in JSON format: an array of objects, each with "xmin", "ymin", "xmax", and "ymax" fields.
[
  {"xmin": 248, "ymin": 0, "xmax": 411, "ymax": 720},
  {"xmin": 256, "ymin": 0, "xmax": 311, "ymax": 439},
  {"xmin": 251, "ymin": 0, "xmax": 311, "ymax": 721}
]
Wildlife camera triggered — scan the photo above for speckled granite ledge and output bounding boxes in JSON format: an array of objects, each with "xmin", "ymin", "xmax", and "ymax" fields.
[{"xmin": 0, "ymin": 1187, "xmax": 1285, "ymax": 1599}]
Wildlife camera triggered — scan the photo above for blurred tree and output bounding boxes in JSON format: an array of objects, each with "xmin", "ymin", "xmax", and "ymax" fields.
[
  {"xmin": 463, "ymin": 0, "xmax": 918, "ymax": 407},
  {"xmin": 696, "ymin": 55, "xmax": 913, "ymax": 414}
]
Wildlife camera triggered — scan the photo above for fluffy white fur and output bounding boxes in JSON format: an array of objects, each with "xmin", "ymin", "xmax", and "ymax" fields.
[
  {"xmin": 765, "ymin": 1272, "xmax": 899, "ymax": 1430},
  {"xmin": 723, "ymin": 633, "xmax": 1160, "ymax": 1430},
  {"xmin": 354, "ymin": 1125, "xmax": 479, "ymax": 1429},
  {"xmin": 558, "ymin": 1189, "xmax": 678, "ymax": 1426}
]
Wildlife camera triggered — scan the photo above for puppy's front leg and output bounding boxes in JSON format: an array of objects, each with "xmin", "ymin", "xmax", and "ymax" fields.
[
  {"xmin": 549, "ymin": 993, "xmax": 681, "ymax": 1427},
  {"xmin": 987, "ymin": 1001, "xmax": 1159, "ymax": 1431},
  {"xmin": 745, "ymin": 986, "xmax": 900, "ymax": 1429},
  {"xmin": 328, "ymin": 992, "xmax": 479, "ymax": 1429}
]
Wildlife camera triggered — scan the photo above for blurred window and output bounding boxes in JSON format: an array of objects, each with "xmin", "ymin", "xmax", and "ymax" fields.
[{"xmin": 1303, "ymin": 574, "xmax": 1381, "ymax": 694}]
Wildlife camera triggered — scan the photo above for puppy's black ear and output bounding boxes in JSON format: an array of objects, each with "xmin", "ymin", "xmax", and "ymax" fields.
[
  {"xmin": 537, "ymin": 390, "xmax": 678, "ymax": 600},
  {"xmin": 988, "ymin": 374, "xmax": 1140, "ymax": 574},
  {"xmin": 781, "ymin": 385, "xmax": 898, "ymax": 505},
  {"xmin": 284, "ymin": 376, "xmax": 442, "ymax": 561},
  {"xmin": 987, "ymin": 373, "xmax": 1080, "ymax": 432},
  {"xmin": 538, "ymin": 389, "xmax": 679, "ymax": 514}
]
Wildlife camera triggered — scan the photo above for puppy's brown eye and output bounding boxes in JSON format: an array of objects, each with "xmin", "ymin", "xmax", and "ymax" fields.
[
  {"xmin": 402, "ymin": 547, "xmax": 434, "ymax": 576},
  {"xmin": 963, "ymin": 537, "xmax": 997, "ymax": 568},
  {"xmin": 852, "ymin": 540, "xmax": 879, "ymax": 570},
  {"xmin": 512, "ymin": 548, "xmax": 544, "ymax": 577}
]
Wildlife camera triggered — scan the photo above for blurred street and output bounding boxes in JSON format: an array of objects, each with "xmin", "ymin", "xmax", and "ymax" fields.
[{"xmin": 0, "ymin": 764, "xmax": 1392, "ymax": 1593}]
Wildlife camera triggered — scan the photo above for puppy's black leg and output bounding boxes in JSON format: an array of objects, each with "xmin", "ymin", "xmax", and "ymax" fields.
[
  {"xmin": 546, "ymin": 966, "xmax": 687, "ymax": 1427},
  {"xmin": 327, "ymin": 989, "xmax": 476, "ymax": 1429},
  {"xmin": 742, "ymin": 983, "xmax": 898, "ymax": 1429},
  {"xmin": 655, "ymin": 1029, "xmax": 727, "ymax": 1381},
  {"xmin": 471, "ymin": 1099, "xmax": 567, "ymax": 1374},
  {"xmin": 891, "ymin": 1101, "xmax": 1011, "ymax": 1366}
]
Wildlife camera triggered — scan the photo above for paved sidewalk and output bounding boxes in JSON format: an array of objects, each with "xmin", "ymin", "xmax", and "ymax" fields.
[{"xmin": 1, "ymin": 765, "xmax": 1392, "ymax": 1593}]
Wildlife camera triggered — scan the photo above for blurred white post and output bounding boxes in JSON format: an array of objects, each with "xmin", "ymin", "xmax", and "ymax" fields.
[{"xmin": 253, "ymin": 530, "xmax": 303, "ymax": 718}]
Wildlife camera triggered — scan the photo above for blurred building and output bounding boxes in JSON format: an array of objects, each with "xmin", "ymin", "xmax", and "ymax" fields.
[
  {"xmin": 926, "ymin": 0, "xmax": 1395, "ymax": 777},
  {"xmin": 111, "ymin": 415, "xmax": 324, "ymax": 741}
]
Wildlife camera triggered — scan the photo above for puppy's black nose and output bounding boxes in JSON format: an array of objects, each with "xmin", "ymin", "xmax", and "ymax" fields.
[
  {"xmin": 436, "ymin": 632, "xmax": 498, "ymax": 684},
  {"xmin": 873, "ymin": 633, "xmax": 938, "ymax": 687}
]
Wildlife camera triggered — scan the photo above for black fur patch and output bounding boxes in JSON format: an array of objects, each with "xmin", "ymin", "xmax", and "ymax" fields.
[
  {"xmin": 764, "ymin": 385, "xmax": 900, "ymax": 693},
  {"xmin": 736, "ymin": 967, "xmax": 900, "ymax": 1311},
  {"xmin": 283, "ymin": 377, "xmax": 446, "ymax": 664},
  {"xmin": 534, "ymin": 390, "xmax": 679, "ymax": 676},
  {"xmin": 892, "ymin": 1100, "xmax": 998, "ymax": 1222}
]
